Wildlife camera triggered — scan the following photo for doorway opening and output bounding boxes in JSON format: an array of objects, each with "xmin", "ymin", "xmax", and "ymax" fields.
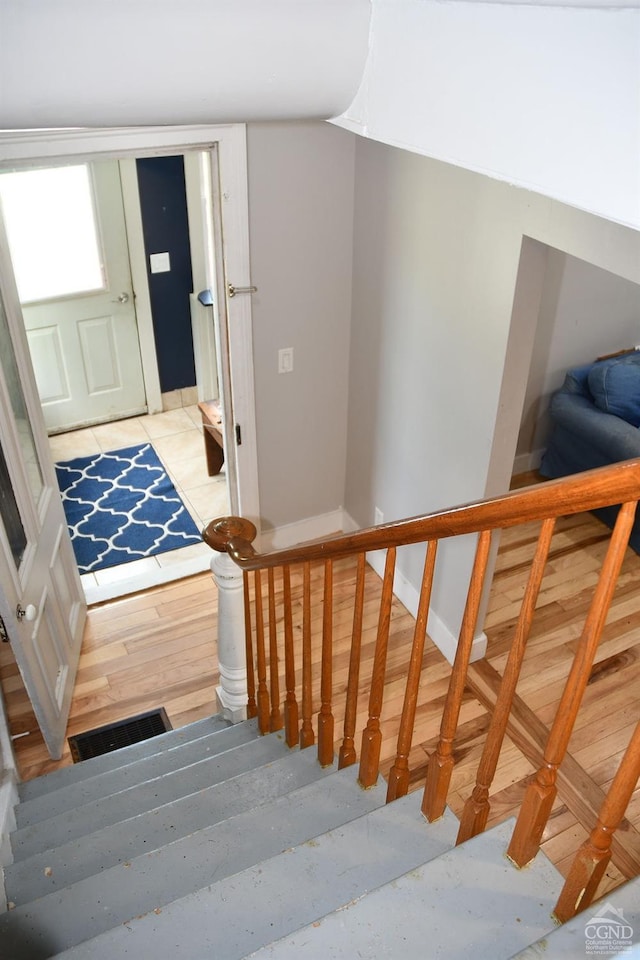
[
  {"xmin": 512, "ymin": 243, "xmax": 640, "ymax": 480},
  {"xmin": 0, "ymin": 126, "xmax": 258, "ymax": 603}
]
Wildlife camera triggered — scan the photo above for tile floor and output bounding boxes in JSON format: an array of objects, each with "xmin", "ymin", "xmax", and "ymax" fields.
[{"xmin": 48, "ymin": 405, "xmax": 229, "ymax": 604}]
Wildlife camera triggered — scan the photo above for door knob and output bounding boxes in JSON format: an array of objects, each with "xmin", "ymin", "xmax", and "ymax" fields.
[
  {"xmin": 112, "ymin": 292, "xmax": 130, "ymax": 304},
  {"xmin": 16, "ymin": 603, "xmax": 37, "ymax": 622}
]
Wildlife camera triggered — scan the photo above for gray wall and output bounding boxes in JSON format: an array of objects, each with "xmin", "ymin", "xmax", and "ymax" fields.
[
  {"xmin": 516, "ymin": 251, "xmax": 640, "ymax": 466},
  {"xmin": 246, "ymin": 122, "xmax": 355, "ymax": 531},
  {"xmin": 345, "ymin": 137, "xmax": 640, "ymax": 643}
]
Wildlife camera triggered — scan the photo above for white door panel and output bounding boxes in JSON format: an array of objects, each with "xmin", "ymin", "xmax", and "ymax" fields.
[
  {"xmin": 0, "ymin": 160, "xmax": 147, "ymax": 433},
  {"xmin": 0, "ymin": 219, "xmax": 85, "ymax": 759}
]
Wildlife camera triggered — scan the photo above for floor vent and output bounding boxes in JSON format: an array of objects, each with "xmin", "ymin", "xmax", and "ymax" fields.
[{"xmin": 68, "ymin": 708, "xmax": 172, "ymax": 762}]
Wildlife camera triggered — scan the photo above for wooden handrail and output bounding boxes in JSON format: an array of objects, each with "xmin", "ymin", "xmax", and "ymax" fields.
[{"xmin": 204, "ymin": 460, "xmax": 640, "ymax": 570}]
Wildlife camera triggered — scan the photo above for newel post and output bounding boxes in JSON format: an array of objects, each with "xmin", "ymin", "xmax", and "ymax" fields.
[{"xmin": 203, "ymin": 516, "xmax": 258, "ymax": 724}]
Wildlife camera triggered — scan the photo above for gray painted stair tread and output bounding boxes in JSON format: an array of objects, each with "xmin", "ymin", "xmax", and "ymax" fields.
[
  {"xmin": 5, "ymin": 746, "xmax": 333, "ymax": 904},
  {"xmin": 11, "ymin": 731, "xmax": 288, "ymax": 860},
  {"xmin": 509, "ymin": 876, "xmax": 640, "ymax": 960},
  {"xmin": 51, "ymin": 792, "xmax": 459, "ymax": 960},
  {"xmin": 17, "ymin": 717, "xmax": 259, "ymax": 828},
  {"xmin": 245, "ymin": 819, "xmax": 563, "ymax": 960},
  {"xmin": 18, "ymin": 713, "xmax": 237, "ymax": 802},
  {"xmin": 1, "ymin": 767, "xmax": 387, "ymax": 956}
]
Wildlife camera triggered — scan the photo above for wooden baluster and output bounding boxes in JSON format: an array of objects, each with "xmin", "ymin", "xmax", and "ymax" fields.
[
  {"xmin": 359, "ymin": 547, "xmax": 397, "ymax": 788},
  {"xmin": 300, "ymin": 561, "xmax": 315, "ymax": 749},
  {"xmin": 267, "ymin": 568, "xmax": 283, "ymax": 732},
  {"xmin": 282, "ymin": 565, "xmax": 299, "ymax": 748},
  {"xmin": 386, "ymin": 540, "xmax": 438, "ymax": 802},
  {"xmin": 317, "ymin": 559, "xmax": 335, "ymax": 767},
  {"xmin": 422, "ymin": 529, "xmax": 492, "ymax": 821},
  {"xmin": 243, "ymin": 572, "xmax": 257, "ymax": 719},
  {"xmin": 507, "ymin": 500, "xmax": 636, "ymax": 868},
  {"xmin": 554, "ymin": 717, "xmax": 640, "ymax": 922},
  {"xmin": 339, "ymin": 552, "xmax": 366, "ymax": 769},
  {"xmin": 457, "ymin": 518, "xmax": 555, "ymax": 843},
  {"xmin": 253, "ymin": 569, "xmax": 271, "ymax": 734}
]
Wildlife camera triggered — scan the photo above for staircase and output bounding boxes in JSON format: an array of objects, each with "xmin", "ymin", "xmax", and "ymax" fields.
[
  {"xmin": 4, "ymin": 459, "xmax": 640, "ymax": 957},
  {"xmin": 1, "ymin": 714, "xmax": 569, "ymax": 960}
]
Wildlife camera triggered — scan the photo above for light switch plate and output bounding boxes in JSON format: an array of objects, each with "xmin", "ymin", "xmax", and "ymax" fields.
[{"xmin": 150, "ymin": 252, "xmax": 171, "ymax": 273}]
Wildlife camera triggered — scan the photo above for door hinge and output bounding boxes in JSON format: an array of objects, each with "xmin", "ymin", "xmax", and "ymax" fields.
[
  {"xmin": 0, "ymin": 615, "xmax": 9, "ymax": 643},
  {"xmin": 235, "ymin": 424, "xmax": 242, "ymax": 446}
]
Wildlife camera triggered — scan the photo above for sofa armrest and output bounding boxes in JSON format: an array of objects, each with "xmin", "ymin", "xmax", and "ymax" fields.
[{"xmin": 549, "ymin": 392, "xmax": 640, "ymax": 463}]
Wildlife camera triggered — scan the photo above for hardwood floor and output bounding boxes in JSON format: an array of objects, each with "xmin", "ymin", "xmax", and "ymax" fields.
[{"xmin": 1, "ymin": 494, "xmax": 639, "ymax": 904}]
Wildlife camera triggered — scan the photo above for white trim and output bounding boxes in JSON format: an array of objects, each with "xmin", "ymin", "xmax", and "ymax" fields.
[
  {"xmin": 216, "ymin": 127, "xmax": 260, "ymax": 525},
  {"xmin": 184, "ymin": 152, "xmax": 218, "ymax": 404},
  {"xmin": 0, "ymin": 125, "xmax": 244, "ymax": 164},
  {"xmin": 82, "ymin": 552, "xmax": 212, "ymax": 606},
  {"xmin": 343, "ymin": 511, "xmax": 487, "ymax": 667},
  {"xmin": 118, "ymin": 158, "xmax": 162, "ymax": 414}
]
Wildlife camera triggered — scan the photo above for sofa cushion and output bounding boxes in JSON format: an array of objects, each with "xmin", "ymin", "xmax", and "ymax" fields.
[
  {"xmin": 588, "ymin": 353, "xmax": 640, "ymax": 427},
  {"xmin": 561, "ymin": 362, "xmax": 596, "ymax": 398}
]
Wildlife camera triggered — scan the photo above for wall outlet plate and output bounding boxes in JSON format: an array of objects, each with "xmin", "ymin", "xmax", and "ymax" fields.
[{"xmin": 278, "ymin": 347, "xmax": 294, "ymax": 373}]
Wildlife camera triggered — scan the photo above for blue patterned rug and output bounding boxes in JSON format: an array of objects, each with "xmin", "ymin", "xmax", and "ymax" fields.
[{"xmin": 55, "ymin": 443, "xmax": 202, "ymax": 574}]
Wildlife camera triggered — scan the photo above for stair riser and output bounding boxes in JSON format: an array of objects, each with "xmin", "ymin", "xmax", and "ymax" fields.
[
  {"xmin": 11, "ymin": 734, "xmax": 288, "ymax": 860},
  {"xmin": 5, "ymin": 746, "xmax": 333, "ymax": 902},
  {"xmin": 244, "ymin": 821, "xmax": 563, "ymax": 960},
  {"xmin": 49, "ymin": 795, "xmax": 460, "ymax": 960},
  {"xmin": 17, "ymin": 721, "xmax": 259, "ymax": 828},
  {"xmin": 18, "ymin": 714, "xmax": 235, "ymax": 802},
  {"xmin": 2, "ymin": 768, "xmax": 386, "ymax": 954}
]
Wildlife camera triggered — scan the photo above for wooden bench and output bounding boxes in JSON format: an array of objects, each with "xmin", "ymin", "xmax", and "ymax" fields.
[{"xmin": 197, "ymin": 399, "xmax": 224, "ymax": 476}]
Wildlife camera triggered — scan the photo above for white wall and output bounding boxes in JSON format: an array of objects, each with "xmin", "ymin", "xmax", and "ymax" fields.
[
  {"xmin": 346, "ymin": 137, "xmax": 640, "ymax": 655},
  {"xmin": 0, "ymin": 0, "xmax": 370, "ymax": 128},
  {"xmin": 516, "ymin": 252, "xmax": 640, "ymax": 470},
  {"xmin": 336, "ymin": 0, "xmax": 640, "ymax": 230},
  {"xmin": 246, "ymin": 122, "xmax": 355, "ymax": 536}
]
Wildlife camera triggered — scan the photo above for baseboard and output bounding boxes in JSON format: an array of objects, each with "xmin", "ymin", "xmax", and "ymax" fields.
[
  {"xmin": 259, "ymin": 509, "xmax": 347, "ymax": 552},
  {"xmin": 342, "ymin": 511, "xmax": 486, "ymax": 667},
  {"xmin": 512, "ymin": 448, "xmax": 544, "ymax": 476}
]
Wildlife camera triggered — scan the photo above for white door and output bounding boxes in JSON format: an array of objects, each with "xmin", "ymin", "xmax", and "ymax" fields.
[
  {"xmin": 0, "ymin": 160, "xmax": 147, "ymax": 434},
  {"xmin": 0, "ymin": 223, "xmax": 86, "ymax": 758}
]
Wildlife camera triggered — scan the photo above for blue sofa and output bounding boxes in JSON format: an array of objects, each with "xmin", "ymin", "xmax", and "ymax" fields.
[{"xmin": 539, "ymin": 351, "xmax": 640, "ymax": 555}]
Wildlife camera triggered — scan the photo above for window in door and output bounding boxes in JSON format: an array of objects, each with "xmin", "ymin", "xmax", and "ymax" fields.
[{"xmin": 0, "ymin": 164, "xmax": 105, "ymax": 304}]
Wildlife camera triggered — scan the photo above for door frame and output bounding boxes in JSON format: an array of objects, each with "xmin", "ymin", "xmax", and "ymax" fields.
[{"xmin": 0, "ymin": 124, "xmax": 260, "ymax": 526}]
